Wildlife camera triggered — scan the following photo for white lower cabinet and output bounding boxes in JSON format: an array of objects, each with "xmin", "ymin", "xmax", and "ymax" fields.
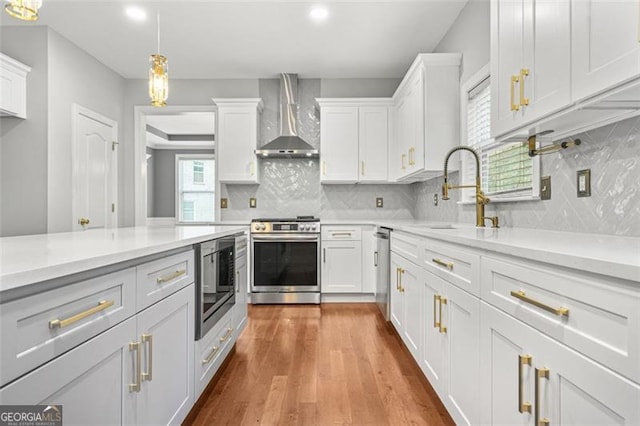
[
  {"xmin": 362, "ymin": 226, "xmax": 376, "ymax": 294},
  {"xmin": 0, "ymin": 284, "xmax": 195, "ymax": 426},
  {"xmin": 233, "ymin": 249, "xmax": 248, "ymax": 333},
  {"xmin": 195, "ymin": 310, "xmax": 234, "ymax": 399},
  {"xmin": 390, "ymin": 253, "xmax": 423, "ymax": 361},
  {"xmin": 481, "ymin": 302, "xmax": 640, "ymax": 426}
]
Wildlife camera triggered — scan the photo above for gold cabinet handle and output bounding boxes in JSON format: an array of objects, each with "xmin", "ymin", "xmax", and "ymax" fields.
[
  {"xmin": 510, "ymin": 290, "xmax": 569, "ymax": 317},
  {"xmin": 520, "ymin": 69, "xmax": 530, "ymax": 106},
  {"xmin": 396, "ymin": 267, "xmax": 400, "ymax": 291},
  {"xmin": 202, "ymin": 345, "xmax": 220, "ymax": 365},
  {"xmin": 361, "ymin": 161, "xmax": 365, "ymax": 176},
  {"xmin": 518, "ymin": 355, "xmax": 532, "ymax": 413},
  {"xmin": 433, "ymin": 295, "xmax": 441, "ymax": 328},
  {"xmin": 49, "ymin": 300, "xmax": 114, "ymax": 329},
  {"xmin": 510, "ymin": 75, "xmax": 521, "ymax": 111},
  {"xmin": 432, "ymin": 258, "xmax": 454, "ymax": 270},
  {"xmin": 129, "ymin": 341, "xmax": 142, "ymax": 392},
  {"xmin": 156, "ymin": 269, "xmax": 186, "ymax": 284},
  {"xmin": 78, "ymin": 217, "xmax": 90, "ymax": 226},
  {"xmin": 535, "ymin": 367, "xmax": 550, "ymax": 426},
  {"xmin": 141, "ymin": 334, "xmax": 153, "ymax": 382},
  {"xmin": 401, "ymin": 154, "xmax": 406, "ymax": 170},
  {"xmin": 439, "ymin": 297, "xmax": 447, "ymax": 333},
  {"xmin": 219, "ymin": 327, "xmax": 234, "ymax": 343},
  {"xmin": 399, "ymin": 268, "xmax": 405, "ymax": 293},
  {"xmin": 408, "ymin": 147, "xmax": 416, "ymax": 166}
]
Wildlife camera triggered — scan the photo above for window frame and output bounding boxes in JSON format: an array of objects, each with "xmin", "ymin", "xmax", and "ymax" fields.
[
  {"xmin": 459, "ymin": 64, "xmax": 540, "ymax": 204},
  {"xmin": 175, "ymin": 154, "xmax": 216, "ymax": 224},
  {"xmin": 192, "ymin": 160, "xmax": 205, "ymax": 184}
]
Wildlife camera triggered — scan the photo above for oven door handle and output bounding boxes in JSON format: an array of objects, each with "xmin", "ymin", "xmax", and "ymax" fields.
[{"xmin": 252, "ymin": 235, "xmax": 319, "ymax": 242}]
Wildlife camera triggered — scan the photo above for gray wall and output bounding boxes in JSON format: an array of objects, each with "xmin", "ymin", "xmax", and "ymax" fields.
[
  {"xmin": 147, "ymin": 148, "xmax": 214, "ymax": 218},
  {"xmin": 1, "ymin": 26, "xmax": 49, "ymax": 237},
  {"xmin": 320, "ymin": 78, "xmax": 401, "ymax": 98}
]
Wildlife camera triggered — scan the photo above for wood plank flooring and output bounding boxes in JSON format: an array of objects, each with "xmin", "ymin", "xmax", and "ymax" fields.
[{"xmin": 185, "ymin": 303, "xmax": 454, "ymax": 425}]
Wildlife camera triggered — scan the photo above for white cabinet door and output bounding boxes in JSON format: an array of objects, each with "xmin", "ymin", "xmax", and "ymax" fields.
[
  {"xmin": 400, "ymin": 260, "xmax": 423, "ymax": 361},
  {"xmin": 572, "ymin": 0, "xmax": 640, "ymax": 102},
  {"xmin": 321, "ymin": 240, "xmax": 363, "ymax": 292},
  {"xmin": 361, "ymin": 226, "xmax": 376, "ymax": 294},
  {"xmin": 390, "ymin": 253, "xmax": 404, "ymax": 333},
  {"xmin": 215, "ymin": 100, "xmax": 262, "ymax": 184},
  {"xmin": 136, "ymin": 284, "xmax": 194, "ymax": 426},
  {"xmin": 320, "ymin": 106, "xmax": 359, "ymax": 183},
  {"xmin": 358, "ymin": 107, "xmax": 389, "ymax": 182},
  {"xmin": 421, "ymin": 269, "xmax": 446, "ymax": 395},
  {"xmin": 0, "ymin": 317, "xmax": 137, "ymax": 425},
  {"xmin": 404, "ymin": 69, "xmax": 424, "ymax": 175}
]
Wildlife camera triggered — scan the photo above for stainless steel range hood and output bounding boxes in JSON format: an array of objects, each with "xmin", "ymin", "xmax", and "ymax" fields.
[{"xmin": 255, "ymin": 73, "xmax": 319, "ymax": 158}]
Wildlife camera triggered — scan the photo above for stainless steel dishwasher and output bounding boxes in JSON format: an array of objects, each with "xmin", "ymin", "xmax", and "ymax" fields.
[{"xmin": 374, "ymin": 227, "xmax": 391, "ymax": 321}]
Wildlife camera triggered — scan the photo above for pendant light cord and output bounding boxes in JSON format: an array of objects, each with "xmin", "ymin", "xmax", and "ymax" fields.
[{"xmin": 156, "ymin": 10, "xmax": 160, "ymax": 54}]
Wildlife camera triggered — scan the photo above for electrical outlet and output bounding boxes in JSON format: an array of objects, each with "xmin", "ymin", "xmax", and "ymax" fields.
[
  {"xmin": 376, "ymin": 197, "xmax": 384, "ymax": 208},
  {"xmin": 249, "ymin": 197, "xmax": 257, "ymax": 208},
  {"xmin": 577, "ymin": 169, "xmax": 591, "ymax": 197},
  {"xmin": 433, "ymin": 193, "xmax": 438, "ymax": 206},
  {"xmin": 220, "ymin": 198, "xmax": 228, "ymax": 208},
  {"xmin": 541, "ymin": 176, "xmax": 551, "ymax": 200}
]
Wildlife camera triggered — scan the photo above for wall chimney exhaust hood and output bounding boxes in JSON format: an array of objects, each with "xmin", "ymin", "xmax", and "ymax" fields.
[{"xmin": 255, "ymin": 73, "xmax": 319, "ymax": 158}]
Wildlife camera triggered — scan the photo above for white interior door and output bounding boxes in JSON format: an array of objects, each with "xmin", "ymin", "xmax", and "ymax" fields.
[{"xmin": 72, "ymin": 105, "xmax": 118, "ymax": 231}]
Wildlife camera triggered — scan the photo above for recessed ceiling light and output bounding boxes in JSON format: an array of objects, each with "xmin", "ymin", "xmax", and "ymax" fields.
[
  {"xmin": 309, "ymin": 6, "xmax": 329, "ymax": 22},
  {"xmin": 125, "ymin": 6, "xmax": 147, "ymax": 22}
]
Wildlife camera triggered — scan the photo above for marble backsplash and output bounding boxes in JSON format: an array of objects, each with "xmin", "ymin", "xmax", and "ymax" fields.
[{"xmin": 413, "ymin": 115, "xmax": 640, "ymax": 237}]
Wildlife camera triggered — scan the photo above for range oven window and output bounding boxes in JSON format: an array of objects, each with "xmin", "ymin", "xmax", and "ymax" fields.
[{"xmin": 253, "ymin": 241, "xmax": 317, "ymax": 286}]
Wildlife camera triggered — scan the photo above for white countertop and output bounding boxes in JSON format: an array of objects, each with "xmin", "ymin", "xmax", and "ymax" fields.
[{"xmin": 0, "ymin": 225, "xmax": 247, "ymax": 293}]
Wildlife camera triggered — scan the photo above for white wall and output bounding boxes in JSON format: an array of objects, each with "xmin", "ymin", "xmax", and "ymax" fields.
[
  {"xmin": 320, "ymin": 78, "xmax": 401, "ymax": 97},
  {"xmin": 0, "ymin": 26, "xmax": 49, "ymax": 237}
]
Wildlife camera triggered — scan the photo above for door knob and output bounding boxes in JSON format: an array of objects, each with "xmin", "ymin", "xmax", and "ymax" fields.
[{"xmin": 78, "ymin": 218, "xmax": 90, "ymax": 226}]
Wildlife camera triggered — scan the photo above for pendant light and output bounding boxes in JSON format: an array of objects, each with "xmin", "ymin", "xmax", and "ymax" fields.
[
  {"xmin": 149, "ymin": 10, "xmax": 168, "ymax": 107},
  {"xmin": 4, "ymin": 0, "xmax": 42, "ymax": 21}
]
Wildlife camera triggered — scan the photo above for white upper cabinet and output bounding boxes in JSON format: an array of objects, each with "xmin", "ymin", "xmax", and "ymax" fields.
[
  {"xmin": 572, "ymin": 0, "xmax": 640, "ymax": 102},
  {"xmin": 213, "ymin": 98, "xmax": 263, "ymax": 184},
  {"xmin": 317, "ymin": 99, "xmax": 391, "ymax": 184},
  {"xmin": 0, "ymin": 53, "xmax": 31, "ymax": 119},
  {"xmin": 491, "ymin": 0, "xmax": 571, "ymax": 138},
  {"xmin": 390, "ymin": 53, "xmax": 461, "ymax": 182}
]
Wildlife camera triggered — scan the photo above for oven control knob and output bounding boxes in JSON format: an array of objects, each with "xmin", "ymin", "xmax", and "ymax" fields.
[
  {"xmin": 305, "ymin": 225, "xmax": 311, "ymax": 231},
  {"xmin": 311, "ymin": 224, "xmax": 317, "ymax": 230},
  {"xmin": 260, "ymin": 224, "xmax": 266, "ymax": 231},
  {"xmin": 254, "ymin": 224, "xmax": 260, "ymax": 231}
]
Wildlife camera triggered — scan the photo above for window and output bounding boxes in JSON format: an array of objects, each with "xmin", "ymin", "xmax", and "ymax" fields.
[
  {"xmin": 460, "ymin": 65, "xmax": 540, "ymax": 203},
  {"xmin": 176, "ymin": 155, "xmax": 215, "ymax": 223}
]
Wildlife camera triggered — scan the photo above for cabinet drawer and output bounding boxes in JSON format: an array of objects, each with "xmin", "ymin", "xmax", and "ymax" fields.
[
  {"xmin": 322, "ymin": 226, "xmax": 362, "ymax": 241},
  {"xmin": 0, "ymin": 267, "xmax": 136, "ymax": 387},
  {"xmin": 481, "ymin": 255, "xmax": 640, "ymax": 383},
  {"xmin": 195, "ymin": 310, "xmax": 235, "ymax": 398},
  {"xmin": 421, "ymin": 239, "xmax": 480, "ymax": 296},
  {"xmin": 136, "ymin": 250, "xmax": 195, "ymax": 311},
  {"xmin": 390, "ymin": 231, "xmax": 421, "ymax": 265}
]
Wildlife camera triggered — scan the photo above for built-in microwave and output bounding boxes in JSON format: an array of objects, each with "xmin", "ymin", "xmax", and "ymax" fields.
[{"xmin": 195, "ymin": 237, "xmax": 235, "ymax": 340}]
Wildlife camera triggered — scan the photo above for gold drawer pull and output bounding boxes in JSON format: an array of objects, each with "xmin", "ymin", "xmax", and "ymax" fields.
[
  {"xmin": 510, "ymin": 290, "xmax": 569, "ymax": 317},
  {"xmin": 519, "ymin": 68, "xmax": 530, "ymax": 106},
  {"xmin": 510, "ymin": 75, "xmax": 521, "ymax": 111},
  {"xmin": 156, "ymin": 269, "xmax": 186, "ymax": 284},
  {"xmin": 432, "ymin": 258, "xmax": 454, "ymax": 270},
  {"xmin": 129, "ymin": 341, "xmax": 142, "ymax": 392},
  {"xmin": 141, "ymin": 333, "xmax": 153, "ymax": 382},
  {"xmin": 219, "ymin": 327, "xmax": 233, "ymax": 343},
  {"xmin": 535, "ymin": 367, "xmax": 550, "ymax": 426},
  {"xmin": 49, "ymin": 300, "xmax": 114, "ymax": 329},
  {"xmin": 518, "ymin": 355, "xmax": 532, "ymax": 413},
  {"xmin": 202, "ymin": 346, "xmax": 220, "ymax": 365},
  {"xmin": 433, "ymin": 295, "xmax": 441, "ymax": 328},
  {"xmin": 439, "ymin": 297, "xmax": 447, "ymax": 333}
]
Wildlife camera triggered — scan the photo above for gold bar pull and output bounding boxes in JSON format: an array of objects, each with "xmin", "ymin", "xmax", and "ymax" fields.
[
  {"xmin": 156, "ymin": 269, "xmax": 186, "ymax": 284},
  {"xmin": 439, "ymin": 297, "xmax": 447, "ymax": 333},
  {"xmin": 49, "ymin": 300, "xmax": 114, "ymax": 329},
  {"xmin": 510, "ymin": 75, "xmax": 521, "ymax": 111},
  {"xmin": 401, "ymin": 154, "xmax": 406, "ymax": 170},
  {"xmin": 520, "ymin": 69, "xmax": 530, "ymax": 106},
  {"xmin": 535, "ymin": 367, "xmax": 550, "ymax": 426},
  {"xmin": 361, "ymin": 161, "xmax": 365, "ymax": 176},
  {"xmin": 141, "ymin": 334, "xmax": 153, "ymax": 382},
  {"xmin": 518, "ymin": 354, "xmax": 532, "ymax": 413},
  {"xmin": 396, "ymin": 267, "xmax": 401, "ymax": 291},
  {"xmin": 434, "ymin": 295, "xmax": 441, "ymax": 328},
  {"xmin": 202, "ymin": 345, "xmax": 220, "ymax": 365},
  {"xmin": 432, "ymin": 258, "xmax": 454, "ymax": 270},
  {"xmin": 129, "ymin": 341, "xmax": 142, "ymax": 392},
  {"xmin": 219, "ymin": 327, "xmax": 234, "ymax": 343},
  {"xmin": 398, "ymin": 268, "xmax": 405, "ymax": 293},
  {"xmin": 510, "ymin": 290, "xmax": 569, "ymax": 317}
]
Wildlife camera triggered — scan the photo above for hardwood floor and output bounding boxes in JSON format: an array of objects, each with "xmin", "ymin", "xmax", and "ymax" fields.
[{"xmin": 186, "ymin": 303, "xmax": 454, "ymax": 425}]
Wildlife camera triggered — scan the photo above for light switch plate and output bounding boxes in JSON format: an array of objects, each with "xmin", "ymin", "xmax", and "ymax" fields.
[
  {"xmin": 376, "ymin": 197, "xmax": 383, "ymax": 208},
  {"xmin": 540, "ymin": 176, "xmax": 551, "ymax": 200},
  {"xmin": 249, "ymin": 197, "xmax": 257, "ymax": 208},
  {"xmin": 220, "ymin": 198, "xmax": 228, "ymax": 208},
  {"xmin": 577, "ymin": 169, "xmax": 591, "ymax": 197}
]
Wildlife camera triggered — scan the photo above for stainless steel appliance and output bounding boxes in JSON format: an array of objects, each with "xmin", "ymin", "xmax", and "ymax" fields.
[
  {"xmin": 195, "ymin": 236, "xmax": 236, "ymax": 340},
  {"xmin": 375, "ymin": 227, "xmax": 391, "ymax": 321},
  {"xmin": 251, "ymin": 217, "xmax": 320, "ymax": 304}
]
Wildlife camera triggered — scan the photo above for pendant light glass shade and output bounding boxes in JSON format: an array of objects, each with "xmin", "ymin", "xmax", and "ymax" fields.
[
  {"xmin": 4, "ymin": 0, "xmax": 42, "ymax": 21},
  {"xmin": 149, "ymin": 54, "xmax": 168, "ymax": 107}
]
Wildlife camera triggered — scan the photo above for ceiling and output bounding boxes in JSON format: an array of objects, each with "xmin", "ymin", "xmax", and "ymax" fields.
[
  {"xmin": 146, "ymin": 113, "xmax": 216, "ymax": 149},
  {"xmin": 0, "ymin": 0, "xmax": 468, "ymax": 79}
]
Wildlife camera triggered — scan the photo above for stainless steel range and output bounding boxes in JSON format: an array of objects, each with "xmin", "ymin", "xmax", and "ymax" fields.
[{"xmin": 250, "ymin": 216, "xmax": 320, "ymax": 304}]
